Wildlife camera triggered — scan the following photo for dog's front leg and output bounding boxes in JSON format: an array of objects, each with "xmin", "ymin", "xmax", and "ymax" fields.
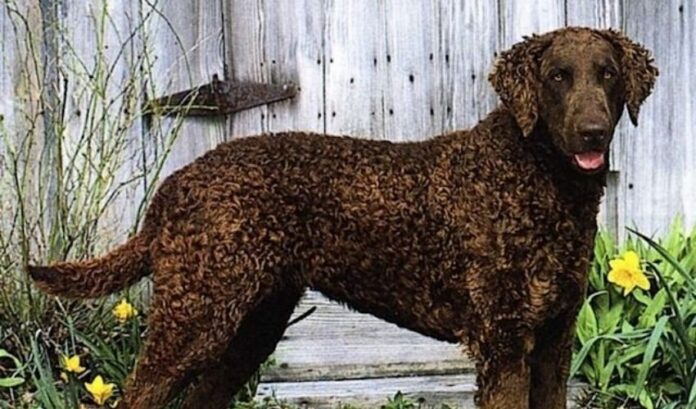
[
  {"xmin": 471, "ymin": 327, "xmax": 533, "ymax": 409},
  {"xmin": 529, "ymin": 314, "xmax": 575, "ymax": 409}
]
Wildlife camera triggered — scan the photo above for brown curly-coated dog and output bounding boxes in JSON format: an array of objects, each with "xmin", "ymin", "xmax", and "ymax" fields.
[{"xmin": 28, "ymin": 27, "xmax": 657, "ymax": 409}]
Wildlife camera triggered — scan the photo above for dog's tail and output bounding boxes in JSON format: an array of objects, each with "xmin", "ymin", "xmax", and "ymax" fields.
[{"xmin": 26, "ymin": 232, "xmax": 153, "ymax": 299}]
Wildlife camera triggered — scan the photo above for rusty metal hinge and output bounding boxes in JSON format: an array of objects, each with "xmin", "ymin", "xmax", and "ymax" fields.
[{"xmin": 145, "ymin": 74, "xmax": 298, "ymax": 116}]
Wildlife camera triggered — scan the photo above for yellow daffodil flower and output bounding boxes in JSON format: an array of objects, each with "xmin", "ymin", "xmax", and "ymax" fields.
[
  {"xmin": 85, "ymin": 375, "xmax": 115, "ymax": 406},
  {"xmin": 112, "ymin": 299, "xmax": 138, "ymax": 323},
  {"xmin": 61, "ymin": 355, "xmax": 86, "ymax": 374},
  {"xmin": 608, "ymin": 250, "xmax": 650, "ymax": 295}
]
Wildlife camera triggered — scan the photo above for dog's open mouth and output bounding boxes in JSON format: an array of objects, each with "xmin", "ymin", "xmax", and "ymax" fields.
[{"xmin": 573, "ymin": 151, "xmax": 606, "ymax": 172}]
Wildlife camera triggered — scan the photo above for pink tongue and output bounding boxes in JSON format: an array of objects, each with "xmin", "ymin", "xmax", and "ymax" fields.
[{"xmin": 574, "ymin": 151, "xmax": 605, "ymax": 170}]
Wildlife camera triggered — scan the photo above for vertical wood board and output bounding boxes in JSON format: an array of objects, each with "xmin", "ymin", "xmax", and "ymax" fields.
[
  {"xmin": 381, "ymin": 1, "xmax": 442, "ymax": 141},
  {"xmin": 263, "ymin": 0, "xmax": 325, "ymax": 134},
  {"xmin": 323, "ymin": 0, "xmax": 388, "ymax": 138},
  {"xmin": 682, "ymin": 2, "xmax": 696, "ymax": 229},
  {"xmin": 565, "ymin": 0, "xmax": 621, "ymax": 28},
  {"xmin": 145, "ymin": 0, "xmax": 226, "ymax": 180},
  {"xmin": 619, "ymin": 0, "xmax": 691, "ymax": 234},
  {"xmin": 498, "ymin": 0, "xmax": 566, "ymax": 48},
  {"xmin": 224, "ymin": 0, "xmax": 269, "ymax": 137},
  {"xmin": 0, "ymin": 1, "xmax": 27, "ymax": 233},
  {"xmin": 225, "ymin": 0, "xmax": 324, "ymax": 138},
  {"xmin": 440, "ymin": 0, "xmax": 500, "ymax": 132}
]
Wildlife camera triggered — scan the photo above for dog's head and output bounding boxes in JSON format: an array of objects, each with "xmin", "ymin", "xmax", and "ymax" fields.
[{"xmin": 489, "ymin": 27, "xmax": 658, "ymax": 174}]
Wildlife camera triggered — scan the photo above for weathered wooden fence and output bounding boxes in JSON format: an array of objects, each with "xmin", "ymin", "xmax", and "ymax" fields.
[
  {"xmin": 1, "ymin": 0, "xmax": 695, "ymax": 407},
  {"xmin": 227, "ymin": 1, "xmax": 695, "ymax": 238},
  {"xmin": 3, "ymin": 1, "xmax": 694, "ymax": 239}
]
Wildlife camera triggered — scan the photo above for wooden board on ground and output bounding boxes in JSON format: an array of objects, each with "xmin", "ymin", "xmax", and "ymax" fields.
[
  {"xmin": 258, "ymin": 374, "xmax": 476, "ymax": 409},
  {"xmin": 258, "ymin": 375, "xmax": 586, "ymax": 409}
]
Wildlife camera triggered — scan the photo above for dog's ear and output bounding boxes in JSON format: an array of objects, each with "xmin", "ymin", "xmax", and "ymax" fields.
[
  {"xmin": 600, "ymin": 29, "xmax": 658, "ymax": 126},
  {"xmin": 488, "ymin": 34, "xmax": 553, "ymax": 137}
]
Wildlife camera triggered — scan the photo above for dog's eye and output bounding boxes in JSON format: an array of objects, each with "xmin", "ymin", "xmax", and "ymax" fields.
[
  {"xmin": 551, "ymin": 71, "xmax": 564, "ymax": 82},
  {"xmin": 603, "ymin": 68, "xmax": 617, "ymax": 80}
]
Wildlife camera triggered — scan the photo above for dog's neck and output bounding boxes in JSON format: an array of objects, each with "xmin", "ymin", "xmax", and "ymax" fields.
[{"xmin": 479, "ymin": 106, "xmax": 606, "ymax": 209}]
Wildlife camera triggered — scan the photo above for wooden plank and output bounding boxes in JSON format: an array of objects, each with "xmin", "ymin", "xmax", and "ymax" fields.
[
  {"xmin": 0, "ymin": 1, "xmax": 31, "ymax": 168},
  {"xmin": 565, "ymin": 0, "xmax": 621, "ymax": 27},
  {"xmin": 324, "ymin": 0, "xmax": 387, "ymax": 138},
  {"xmin": 498, "ymin": 0, "xmax": 566, "ymax": 48},
  {"xmin": 618, "ymin": 0, "xmax": 690, "ymax": 235},
  {"xmin": 224, "ymin": 1, "xmax": 268, "ymax": 137},
  {"xmin": 0, "ymin": 1, "xmax": 37, "ymax": 237},
  {"xmin": 381, "ymin": 1, "xmax": 442, "ymax": 141},
  {"xmin": 682, "ymin": 2, "xmax": 696, "ymax": 229},
  {"xmin": 145, "ymin": 0, "xmax": 226, "ymax": 180},
  {"xmin": 258, "ymin": 374, "xmax": 477, "ymax": 409},
  {"xmin": 440, "ymin": 0, "xmax": 500, "ymax": 132},
  {"xmin": 257, "ymin": 374, "xmax": 586, "ymax": 409},
  {"xmin": 265, "ymin": 293, "xmax": 473, "ymax": 382},
  {"xmin": 0, "ymin": 3, "xmax": 19, "ymax": 146},
  {"xmin": 225, "ymin": 0, "xmax": 323, "ymax": 138},
  {"xmin": 263, "ymin": 0, "xmax": 324, "ymax": 133}
]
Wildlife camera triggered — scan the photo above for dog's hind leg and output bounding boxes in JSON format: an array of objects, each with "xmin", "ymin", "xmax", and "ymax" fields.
[
  {"xmin": 178, "ymin": 289, "xmax": 302, "ymax": 409},
  {"xmin": 119, "ymin": 243, "xmax": 285, "ymax": 409},
  {"xmin": 118, "ymin": 293, "xmax": 231, "ymax": 408}
]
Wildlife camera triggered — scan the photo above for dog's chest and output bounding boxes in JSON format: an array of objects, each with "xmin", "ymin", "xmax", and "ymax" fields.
[{"xmin": 526, "ymin": 202, "xmax": 598, "ymax": 320}]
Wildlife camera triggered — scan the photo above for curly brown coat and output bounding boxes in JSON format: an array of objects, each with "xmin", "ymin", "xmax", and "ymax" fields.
[{"xmin": 28, "ymin": 27, "xmax": 657, "ymax": 409}]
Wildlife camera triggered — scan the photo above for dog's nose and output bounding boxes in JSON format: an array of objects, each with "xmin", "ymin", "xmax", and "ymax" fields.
[{"xmin": 579, "ymin": 122, "xmax": 609, "ymax": 144}]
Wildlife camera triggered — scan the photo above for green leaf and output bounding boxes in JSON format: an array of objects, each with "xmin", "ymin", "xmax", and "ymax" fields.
[
  {"xmin": 638, "ymin": 388, "xmax": 654, "ymax": 409},
  {"xmin": 577, "ymin": 301, "xmax": 598, "ymax": 344},
  {"xmin": 599, "ymin": 355, "xmax": 617, "ymax": 392},
  {"xmin": 663, "ymin": 216, "xmax": 684, "ymax": 254},
  {"xmin": 688, "ymin": 370, "xmax": 696, "ymax": 407},
  {"xmin": 638, "ymin": 288, "xmax": 667, "ymax": 328},
  {"xmin": 616, "ymin": 344, "xmax": 647, "ymax": 366},
  {"xmin": 571, "ymin": 334, "xmax": 628, "ymax": 379},
  {"xmin": 29, "ymin": 337, "xmax": 61, "ymax": 409},
  {"xmin": 633, "ymin": 315, "xmax": 669, "ymax": 399},
  {"xmin": 0, "ymin": 349, "xmax": 22, "ymax": 369},
  {"xmin": 622, "ymin": 321, "xmax": 635, "ymax": 334},
  {"xmin": 682, "ymin": 247, "xmax": 696, "ymax": 274},
  {"xmin": 628, "ymin": 228, "xmax": 696, "ymax": 292},
  {"xmin": 598, "ymin": 299, "xmax": 624, "ymax": 334},
  {"xmin": 646, "ymin": 263, "xmax": 695, "ymax": 372},
  {"xmin": 660, "ymin": 380, "xmax": 683, "ymax": 396},
  {"xmin": 633, "ymin": 289, "xmax": 652, "ymax": 306},
  {"xmin": 0, "ymin": 377, "xmax": 24, "ymax": 388}
]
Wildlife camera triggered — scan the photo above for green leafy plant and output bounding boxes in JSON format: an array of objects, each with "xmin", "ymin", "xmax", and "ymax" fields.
[
  {"xmin": 573, "ymin": 219, "xmax": 696, "ymax": 408},
  {"xmin": 382, "ymin": 392, "xmax": 418, "ymax": 409},
  {"xmin": 378, "ymin": 392, "xmax": 454, "ymax": 409},
  {"xmin": 0, "ymin": 349, "xmax": 25, "ymax": 390}
]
